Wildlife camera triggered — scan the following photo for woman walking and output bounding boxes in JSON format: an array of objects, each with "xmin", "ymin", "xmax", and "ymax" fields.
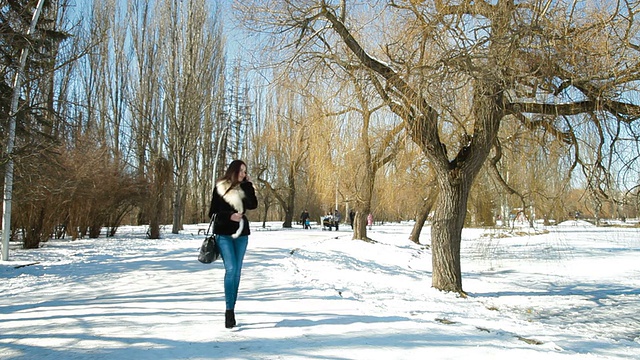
[{"xmin": 208, "ymin": 160, "xmax": 258, "ymax": 328}]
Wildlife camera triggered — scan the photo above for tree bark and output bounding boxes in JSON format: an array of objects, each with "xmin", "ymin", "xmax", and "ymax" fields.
[
  {"xmin": 149, "ymin": 157, "xmax": 170, "ymax": 239},
  {"xmin": 171, "ymin": 176, "xmax": 184, "ymax": 234},
  {"xmin": 351, "ymin": 159, "xmax": 374, "ymax": 241},
  {"xmin": 409, "ymin": 191, "xmax": 437, "ymax": 244},
  {"xmin": 282, "ymin": 168, "xmax": 296, "ymax": 228},
  {"xmin": 353, "ymin": 210, "xmax": 369, "ymax": 240},
  {"xmin": 431, "ymin": 176, "xmax": 473, "ymax": 293}
]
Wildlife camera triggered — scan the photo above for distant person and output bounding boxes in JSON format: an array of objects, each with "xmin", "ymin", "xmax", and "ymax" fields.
[
  {"xmin": 208, "ymin": 160, "xmax": 258, "ymax": 329},
  {"xmin": 323, "ymin": 212, "xmax": 334, "ymax": 230},
  {"xmin": 349, "ymin": 210, "xmax": 355, "ymax": 229},
  {"xmin": 333, "ymin": 209, "xmax": 342, "ymax": 230},
  {"xmin": 367, "ymin": 213, "xmax": 373, "ymax": 230},
  {"xmin": 300, "ymin": 209, "xmax": 310, "ymax": 229}
]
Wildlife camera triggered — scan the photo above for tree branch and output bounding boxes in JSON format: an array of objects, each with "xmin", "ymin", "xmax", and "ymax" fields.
[
  {"xmin": 509, "ymin": 98, "xmax": 640, "ymax": 123},
  {"xmin": 319, "ymin": 5, "xmax": 447, "ymax": 167}
]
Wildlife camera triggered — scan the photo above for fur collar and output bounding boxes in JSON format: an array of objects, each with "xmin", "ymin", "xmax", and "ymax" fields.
[{"xmin": 216, "ymin": 180, "xmax": 245, "ymax": 213}]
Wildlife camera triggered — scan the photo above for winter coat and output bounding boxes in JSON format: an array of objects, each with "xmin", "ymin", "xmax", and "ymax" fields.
[{"xmin": 208, "ymin": 179, "xmax": 258, "ymax": 238}]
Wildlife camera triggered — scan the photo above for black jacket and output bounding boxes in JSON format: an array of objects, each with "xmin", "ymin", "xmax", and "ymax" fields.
[{"xmin": 208, "ymin": 180, "xmax": 258, "ymax": 237}]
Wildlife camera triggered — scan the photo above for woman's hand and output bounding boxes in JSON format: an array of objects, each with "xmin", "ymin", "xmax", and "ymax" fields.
[{"xmin": 230, "ymin": 213, "xmax": 243, "ymax": 222}]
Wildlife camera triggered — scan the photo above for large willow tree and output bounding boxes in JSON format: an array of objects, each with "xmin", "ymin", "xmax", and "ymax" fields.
[{"xmin": 237, "ymin": 0, "xmax": 640, "ymax": 294}]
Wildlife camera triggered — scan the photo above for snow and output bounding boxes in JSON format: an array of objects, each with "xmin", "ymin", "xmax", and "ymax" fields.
[{"xmin": 1, "ymin": 221, "xmax": 639, "ymax": 359}]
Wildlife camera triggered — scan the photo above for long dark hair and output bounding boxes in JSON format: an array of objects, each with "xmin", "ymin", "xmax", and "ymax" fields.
[{"xmin": 219, "ymin": 159, "xmax": 246, "ymax": 189}]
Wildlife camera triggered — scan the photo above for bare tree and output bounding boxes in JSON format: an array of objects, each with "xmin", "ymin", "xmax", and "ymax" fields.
[
  {"xmin": 0, "ymin": 0, "xmax": 75, "ymax": 249},
  {"xmin": 254, "ymin": 72, "xmax": 310, "ymax": 228},
  {"xmin": 339, "ymin": 72, "xmax": 405, "ymax": 241},
  {"xmin": 157, "ymin": 0, "xmax": 225, "ymax": 234},
  {"xmin": 127, "ymin": 0, "xmax": 164, "ymax": 231}
]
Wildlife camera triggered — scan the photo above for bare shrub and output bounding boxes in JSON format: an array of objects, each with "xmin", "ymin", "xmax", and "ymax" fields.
[{"xmin": 10, "ymin": 142, "xmax": 146, "ymax": 247}]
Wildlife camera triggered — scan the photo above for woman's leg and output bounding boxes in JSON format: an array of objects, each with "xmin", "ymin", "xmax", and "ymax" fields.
[
  {"xmin": 216, "ymin": 234, "xmax": 248, "ymax": 310},
  {"xmin": 229, "ymin": 235, "xmax": 248, "ymax": 309}
]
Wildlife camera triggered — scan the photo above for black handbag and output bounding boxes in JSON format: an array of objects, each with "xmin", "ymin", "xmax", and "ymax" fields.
[{"xmin": 198, "ymin": 215, "xmax": 220, "ymax": 264}]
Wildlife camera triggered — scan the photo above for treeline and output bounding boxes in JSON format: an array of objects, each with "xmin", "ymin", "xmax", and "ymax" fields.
[
  {"xmin": 1, "ymin": 0, "xmax": 238, "ymax": 248},
  {"xmin": 2, "ymin": 1, "xmax": 639, "ymax": 253}
]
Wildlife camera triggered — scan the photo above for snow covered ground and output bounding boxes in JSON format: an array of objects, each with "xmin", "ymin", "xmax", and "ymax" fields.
[{"xmin": 1, "ymin": 221, "xmax": 639, "ymax": 359}]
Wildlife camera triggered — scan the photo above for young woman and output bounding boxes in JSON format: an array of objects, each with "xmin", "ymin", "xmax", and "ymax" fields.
[{"xmin": 208, "ymin": 160, "xmax": 258, "ymax": 328}]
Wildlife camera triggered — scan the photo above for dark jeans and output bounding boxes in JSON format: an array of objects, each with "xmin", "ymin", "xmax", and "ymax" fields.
[{"xmin": 216, "ymin": 234, "xmax": 248, "ymax": 310}]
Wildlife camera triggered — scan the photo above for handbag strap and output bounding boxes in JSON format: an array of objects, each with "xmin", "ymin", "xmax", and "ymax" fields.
[{"xmin": 206, "ymin": 213, "xmax": 217, "ymax": 236}]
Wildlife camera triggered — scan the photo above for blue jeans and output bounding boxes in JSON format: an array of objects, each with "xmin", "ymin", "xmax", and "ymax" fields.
[{"xmin": 216, "ymin": 234, "xmax": 248, "ymax": 310}]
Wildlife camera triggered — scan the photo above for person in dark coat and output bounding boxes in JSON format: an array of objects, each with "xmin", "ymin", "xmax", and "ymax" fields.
[
  {"xmin": 300, "ymin": 209, "xmax": 310, "ymax": 229},
  {"xmin": 333, "ymin": 209, "xmax": 341, "ymax": 230},
  {"xmin": 208, "ymin": 160, "xmax": 258, "ymax": 329}
]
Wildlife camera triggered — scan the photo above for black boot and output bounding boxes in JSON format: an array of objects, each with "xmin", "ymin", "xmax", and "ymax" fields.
[{"xmin": 225, "ymin": 310, "xmax": 235, "ymax": 329}]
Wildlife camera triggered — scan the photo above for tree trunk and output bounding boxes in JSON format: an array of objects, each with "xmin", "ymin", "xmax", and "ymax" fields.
[
  {"xmin": 23, "ymin": 208, "xmax": 46, "ymax": 249},
  {"xmin": 261, "ymin": 201, "xmax": 269, "ymax": 228},
  {"xmin": 282, "ymin": 209, "xmax": 293, "ymax": 228},
  {"xmin": 430, "ymin": 176, "xmax": 473, "ymax": 294},
  {"xmin": 282, "ymin": 170, "xmax": 296, "ymax": 228},
  {"xmin": 352, "ymin": 152, "xmax": 374, "ymax": 241},
  {"xmin": 89, "ymin": 223, "xmax": 101, "ymax": 238},
  {"xmin": 149, "ymin": 157, "xmax": 170, "ymax": 239},
  {"xmin": 409, "ymin": 193, "xmax": 437, "ymax": 244},
  {"xmin": 352, "ymin": 211, "xmax": 368, "ymax": 240},
  {"xmin": 172, "ymin": 177, "xmax": 183, "ymax": 234}
]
